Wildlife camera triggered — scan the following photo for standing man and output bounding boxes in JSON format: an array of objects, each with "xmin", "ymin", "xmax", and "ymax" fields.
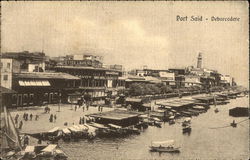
[
  {"xmin": 35, "ymin": 115, "xmax": 39, "ymax": 121},
  {"xmin": 54, "ymin": 114, "xmax": 57, "ymax": 122},
  {"xmin": 49, "ymin": 114, "xmax": 53, "ymax": 122},
  {"xmin": 30, "ymin": 114, "xmax": 33, "ymax": 121},
  {"xmin": 14, "ymin": 114, "xmax": 19, "ymax": 124},
  {"xmin": 19, "ymin": 120, "xmax": 23, "ymax": 130}
]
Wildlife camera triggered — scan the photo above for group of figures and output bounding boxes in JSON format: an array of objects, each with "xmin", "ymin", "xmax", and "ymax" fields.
[{"xmin": 14, "ymin": 113, "xmax": 40, "ymax": 130}]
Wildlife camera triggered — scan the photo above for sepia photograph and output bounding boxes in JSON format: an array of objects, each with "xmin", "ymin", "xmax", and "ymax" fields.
[{"xmin": 0, "ymin": 1, "xmax": 249, "ymax": 160}]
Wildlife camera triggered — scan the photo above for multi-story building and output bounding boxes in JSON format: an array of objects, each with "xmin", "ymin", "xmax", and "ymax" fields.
[
  {"xmin": 220, "ymin": 75, "xmax": 233, "ymax": 86},
  {"xmin": 184, "ymin": 75, "xmax": 202, "ymax": 87},
  {"xmin": 55, "ymin": 65, "xmax": 125, "ymax": 102},
  {"xmin": 135, "ymin": 69, "xmax": 169, "ymax": 77},
  {"xmin": 62, "ymin": 54, "xmax": 103, "ymax": 68},
  {"xmin": 11, "ymin": 72, "xmax": 80, "ymax": 107},
  {"xmin": 168, "ymin": 68, "xmax": 186, "ymax": 88},
  {"xmin": 0, "ymin": 58, "xmax": 21, "ymax": 89},
  {"xmin": 2, "ymin": 51, "xmax": 46, "ymax": 72}
]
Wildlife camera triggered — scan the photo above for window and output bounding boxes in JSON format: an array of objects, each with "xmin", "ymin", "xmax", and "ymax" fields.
[
  {"xmin": 29, "ymin": 94, "xmax": 34, "ymax": 105},
  {"xmin": 12, "ymin": 94, "xmax": 17, "ymax": 106},
  {"xmin": 3, "ymin": 75, "xmax": 8, "ymax": 80},
  {"xmin": 7, "ymin": 63, "xmax": 10, "ymax": 69}
]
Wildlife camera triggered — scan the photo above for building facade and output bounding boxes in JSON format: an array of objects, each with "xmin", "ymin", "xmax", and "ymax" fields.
[
  {"xmin": 55, "ymin": 66, "xmax": 125, "ymax": 102},
  {"xmin": 0, "ymin": 58, "xmax": 21, "ymax": 89},
  {"xmin": 2, "ymin": 51, "xmax": 46, "ymax": 72},
  {"xmin": 184, "ymin": 75, "xmax": 202, "ymax": 87},
  {"xmin": 11, "ymin": 72, "xmax": 80, "ymax": 107}
]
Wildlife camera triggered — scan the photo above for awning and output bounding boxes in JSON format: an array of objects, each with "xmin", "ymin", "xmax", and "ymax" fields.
[
  {"xmin": 18, "ymin": 80, "xmax": 51, "ymax": 87},
  {"xmin": 125, "ymin": 98, "xmax": 142, "ymax": 103},
  {"xmin": 41, "ymin": 144, "xmax": 57, "ymax": 152}
]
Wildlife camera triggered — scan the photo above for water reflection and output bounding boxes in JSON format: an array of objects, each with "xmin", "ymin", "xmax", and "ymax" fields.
[{"xmin": 61, "ymin": 97, "xmax": 249, "ymax": 160}]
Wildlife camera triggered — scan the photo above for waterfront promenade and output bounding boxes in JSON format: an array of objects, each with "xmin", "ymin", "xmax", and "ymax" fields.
[
  {"xmin": 11, "ymin": 93, "xmax": 211, "ymax": 134},
  {"xmin": 10, "ymin": 104, "xmax": 114, "ymax": 134}
]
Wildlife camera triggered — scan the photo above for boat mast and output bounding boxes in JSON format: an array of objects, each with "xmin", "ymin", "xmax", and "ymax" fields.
[{"xmin": 3, "ymin": 106, "xmax": 22, "ymax": 151}]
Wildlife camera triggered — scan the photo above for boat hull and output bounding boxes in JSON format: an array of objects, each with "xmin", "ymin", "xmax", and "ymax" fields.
[{"xmin": 149, "ymin": 146, "xmax": 180, "ymax": 153}]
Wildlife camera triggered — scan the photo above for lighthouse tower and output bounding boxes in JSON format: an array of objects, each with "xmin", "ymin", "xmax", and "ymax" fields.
[{"xmin": 197, "ymin": 52, "xmax": 202, "ymax": 68}]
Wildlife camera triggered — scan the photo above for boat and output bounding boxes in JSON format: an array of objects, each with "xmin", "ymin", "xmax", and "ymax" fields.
[
  {"xmin": 180, "ymin": 111, "xmax": 192, "ymax": 117},
  {"xmin": 168, "ymin": 116, "xmax": 175, "ymax": 125},
  {"xmin": 35, "ymin": 144, "xmax": 67, "ymax": 160},
  {"xmin": 185, "ymin": 109, "xmax": 199, "ymax": 116},
  {"xmin": 187, "ymin": 108, "xmax": 203, "ymax": 114},
  {"xmin": 149, "ymin": 140, "xmax": 180, "ymax": 152},
  {"xmin": 192, "ymin": 106, "xmax": 206, "ymax": 110},
  {"xmin": 19, "ymin": 144, "xmax": 67, "ymax": 160},
  {"xmin": 182, "ymin": 125, "xmax": 192, "ymax": 133},
  {"xmin": 214, "ymin": 108, "xmax": 219, "ymax": 113},
  {"xmin": 154, "ymin": 121, "xmax": 162, "ymax": 128},
  {"xmin": 182, "ymin": 118, "xmax": 191, "ymax": 127},
  {"xmin": 124, "ymin": 126, "xmax": 141, "ymax": 134},
  {"xmin": 230, "ymin": 120, "xmax": 237, "ymax": 128},
  {"xmin": 148, "ymin": 117, "xmax": 162, "ymax": 128}
]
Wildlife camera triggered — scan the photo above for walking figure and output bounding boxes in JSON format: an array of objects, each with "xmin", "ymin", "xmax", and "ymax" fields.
[
  {"xmin": 49, "ymin": 114, "xmax": 53, "ymax": 123},
  {"xmin": 19, "ymin": 120, "xmax": 23, "ymax": 130},
  {"xmin": 30, "ymin": 114, "xmax": 33, "ymax": 121},
  {"xmin": 25, "ymin": 113, "xmax": 28, "ymax": 121},
  {"xmin": 35, "ymin": 115, "xmax": 39, "ymax": 121},
  {"xmin": 75, "ymin": 105, "xmax": 77, "ymax": 111}
]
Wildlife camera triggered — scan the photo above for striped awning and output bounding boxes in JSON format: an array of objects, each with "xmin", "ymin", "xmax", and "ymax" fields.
[{"xmin": 18, "ymin": 80, "xmax": 51, "ymax": 86}]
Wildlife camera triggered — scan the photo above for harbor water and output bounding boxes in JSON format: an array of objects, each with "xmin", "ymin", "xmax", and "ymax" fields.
[{"xmin": 60, "ymin": 96, "xmax": 249, "ymax": 160}]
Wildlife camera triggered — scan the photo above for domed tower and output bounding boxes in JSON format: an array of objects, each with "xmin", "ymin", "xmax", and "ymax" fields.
[{"xmin": 197, "ymin": 52, "xmax": 202, "ymax": 68}]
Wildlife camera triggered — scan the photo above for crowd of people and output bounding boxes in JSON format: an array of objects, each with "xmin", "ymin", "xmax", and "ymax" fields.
[{"xmin": 14, "ymin": 113, "xmax": 39, "ymax": 130}]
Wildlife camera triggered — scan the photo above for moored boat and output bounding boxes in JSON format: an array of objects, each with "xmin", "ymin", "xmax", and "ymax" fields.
[
  {"xmin": 182, "ymin": 117, "xmax": 191, "ymax": 127},
  {"xmin": 214, "ymin": 108, "xmax": 219, "ymax": 113},
  {"xmin": 182, "ymin": 125, "xmax": 192, "ymax": 133}
]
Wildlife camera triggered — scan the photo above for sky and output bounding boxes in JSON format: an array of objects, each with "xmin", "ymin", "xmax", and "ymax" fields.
[{"xmin": 1, "ymin": 1, "xmax": 249, "ymax": 87}]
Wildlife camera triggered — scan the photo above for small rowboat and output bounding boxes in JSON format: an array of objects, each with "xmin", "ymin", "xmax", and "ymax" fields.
[{"xmin": 149, "ymin": 140, "xmax": 180, "ymax": 153}]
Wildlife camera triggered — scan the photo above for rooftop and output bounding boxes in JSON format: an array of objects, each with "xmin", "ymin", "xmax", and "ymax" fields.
[
  {"xmin": 14, "ymin": 72, "xmax": 80, "ymax": 80},
  {"xmin": 87, "ymin": 109, "xmax": 141, "ymax": 120},
  {"xmin": 55, "ymin": 65, "xmax": 122, "ymax": 72}
]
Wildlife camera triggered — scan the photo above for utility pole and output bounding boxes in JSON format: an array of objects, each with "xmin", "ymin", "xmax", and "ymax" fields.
[{"xmin": 58, "ymin": 91, "xmax": 61, "ymax": 112}]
